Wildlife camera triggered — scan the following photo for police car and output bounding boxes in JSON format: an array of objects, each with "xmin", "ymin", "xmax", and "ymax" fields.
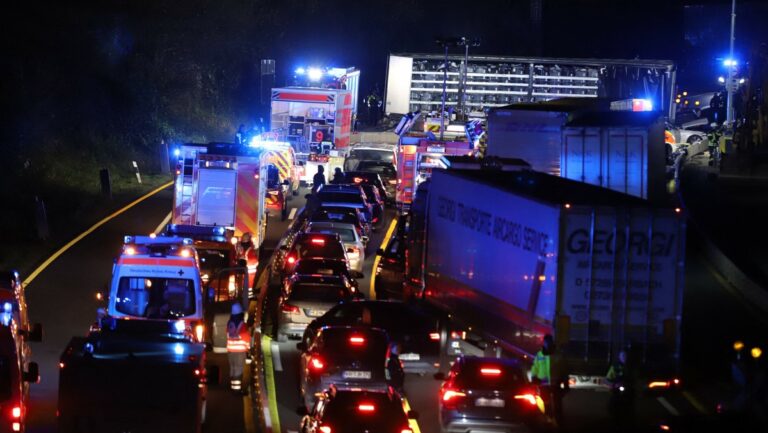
[
  {"xmin": 0, "ymin": 271, "xmax": 42, "ymax": 433},
  {"xmin": 108, "ymin": 235, "xmax": 205, "ymax": 342}
]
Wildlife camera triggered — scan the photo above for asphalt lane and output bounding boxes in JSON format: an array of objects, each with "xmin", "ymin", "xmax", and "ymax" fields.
[{"xmin": 23, "ymin": 185, "xmax": 306, "ymax": 433}]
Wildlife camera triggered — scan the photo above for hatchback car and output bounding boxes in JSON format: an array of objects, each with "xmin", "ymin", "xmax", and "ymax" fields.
[
  {"xmin": 277, "ymin": 276, "xmax": 358, "ymax": 341},
  {"xmin": 297, "ymin": 326, "xmax": 401, "ymax": 409},
  {"xmin": 304, "ymin": 300, "xmax": 440, "ymax": 374},
  {"xmin": 287, "ymin": 258, "xmax": 364, "ymax": 285},
  {"xmin": 309, "ymin": 206, "xmax": 371, "ymax": 239},
  {"xmin": 306, "ymin": 222, "xmax": 367, "ymax": 272},
  {"xmin": 358, "ymin": 183, "xmax": 385, "ymax": 227},
  {"xmin": 343, "ymin": 171, "xmax": 390, "ymax": 206},
  {"xmin": 316, "ymin": 185, "xmax": 374, "ymax": 226},
  {"xmin": 353, "ymin": 162, "xmax": 397, "ymax": 202},
  {"xmin": 298, "ymin": 387, "xmax": 417, "ymax": 433},
  {"xmin": 281, "ymin": 233, "xmax": 348, "ymax": 276},
  {"xmin": 436, "ymin": 356, "xmax": 544, "ymax": 433}
]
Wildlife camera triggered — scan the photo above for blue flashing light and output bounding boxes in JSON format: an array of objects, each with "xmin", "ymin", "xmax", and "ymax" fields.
[
  {"xmin": 249, "ymin": 137, "xmax": 291, "ymax": 149},
  {"xmin": 295, "ymin": 67, "xmax": 306, "ymax": 75},
  {"xmin": 214, "ymin": 226, "xmax": 226, "ymax": 235},
  {"xmin": 174, "ymin": 343, "xmax": 185, "ymax": 355},
  {"xmin": 84, "ymin": 342, "xmax": 94, "ymax": 354},
  {"xmin": 2, "ymin": 302, "xmax": 11, "ymax": 313},
  {"xmin": 723, "ymin": 58, "xmax": 738, "ymax": 67},
  {"xmin": 307, "ymin": 67, "xmax": 323, "ymax": 82},
  {"xmin": 174, "ymin": 320, "xmax": 186, "ymax": 333},
  {"xmin": 173, "ymin": 148, "xmax": 181, "ymax": 157}
]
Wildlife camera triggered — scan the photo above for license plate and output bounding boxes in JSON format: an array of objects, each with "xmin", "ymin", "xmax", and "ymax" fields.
[
  {"xmin": 475, "ymin": 398, "xmax": 505, "ymax": 408},
  {"xmin": 399, "ymin": 353, "xmax": 420, "ymax": 361},
  {"xmin": 342, "ymin": 370, "xmax": 372, "ymax": 379},
  {"xmin": 306, "ymin": 309, "xmax": 326, "ymax": 317}
]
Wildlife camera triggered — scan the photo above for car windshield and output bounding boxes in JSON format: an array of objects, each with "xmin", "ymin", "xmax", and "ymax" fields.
[
  {"xmin": 345, "ymin": 149, "xmax": 394, "ymax": 169},
  {"xmin": 318, "ymin": 192, "xmax": 364, "ymax": 205},
  {"xmin": 455, "ymin": 360, "xmax": 527, "ymax": 390},
  {"xmin": 197, "ymin": 248, "xmax": 231, "ymax": 272},
  {"xmin": 309, "ymin": 227, "xmax": 356, "ymax": 242},
  {"xmin": 294, "ymin": 260, "xmax": 347, "ymax": 276},
  {"xmin": 322, "ymin": 392, "xmax": 407, "ymax": 432},
  {"xmin": 115, "ymin": 277, "xmax": 196, "ymax": 318},
  {"xmin": 289, "ymin": 283, "xmax": 349, "ymax": 302}
]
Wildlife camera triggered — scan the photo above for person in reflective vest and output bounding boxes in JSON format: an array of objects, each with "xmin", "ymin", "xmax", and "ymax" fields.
[
  {"xmin": 227, "ymin": 302, "xmax": 249, "ymax": 391},
  {"xmin": 530, "ymin": 334, "xmax": 566, "ymax": 426}
]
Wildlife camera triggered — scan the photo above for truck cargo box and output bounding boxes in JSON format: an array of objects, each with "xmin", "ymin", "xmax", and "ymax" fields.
[
  {"xmin": 422, "ymin": 167, "xmax": 685, "ymax": 381},
  {"xmin": 486, "ymin": 103, "xmax": 667, "ymax": 202}
]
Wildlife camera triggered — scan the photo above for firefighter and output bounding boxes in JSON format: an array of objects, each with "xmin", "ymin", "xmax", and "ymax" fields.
[
  {"xmin": 311, "ymin": 165, "xmax": 326, "ymax": 194},
  {"xmin": 530, "ymin": 334, "xmax": 565, "ymax": 426},
  {"xmin": 606, "ymin": 349, "xmax": 635, "ymax": 428},
  {"xmin": 226, "ymin": 302, "xmax": 250, "ymax": 392}
]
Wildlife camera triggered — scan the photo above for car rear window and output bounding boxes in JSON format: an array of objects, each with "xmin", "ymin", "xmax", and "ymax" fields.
[
  {"xmin": 318, "ymin": 192, "xmax": 364, "ymax": 205},
  {"xmin": 455, "ymin": 361, "xmax": 526, "ymax": 389},
  {"xmin": 322, "ymin": 393, "xmax": 406, "ymax": 430},
  {"xmin": 310, "ymin": 227, "xmax": 356, "ymax": 243},
  {"xmin": 295, "ymin": 239, "xmax": 346, "ymax": 259},
  {"xmin": 320, "ymin": 329, "xmax": 388, "ymax": 363},
  {"xmin": 289, "ymin": 284, "xmax": 349, "ymax": 302}
]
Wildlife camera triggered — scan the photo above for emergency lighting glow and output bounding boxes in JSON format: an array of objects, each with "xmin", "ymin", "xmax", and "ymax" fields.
[
  {"xmin": 195, "ymin": 324, "xmax": 205, "ymax": 342},
  {"xmin": 174, "ymin": 320, "xmax": 186, "ymax": 333},
  {"xmin": 173, "ymin": 148, "xmax": 181, "ymax": 157},
  {"xmin": 11, "ymin": 406, "xmax": 20, "ymax": 418},
  {"xmin": 631, "ymin": 99, "xmax": 653, "ymax": 112},
  {"xmin": 307, "ymin": 67, "xmax": 323, "ymax": 81},
  {"xmin": 2, "ymin": 302, "xmax": 11, "ymax": 313},
  {"xmin": 174, "ymin": 343, "xmax": 184, "ymax": 355},
  {"xmin": 295, "ymin": 67, "xmax": 306, "ymax": 75},
  {"xmin": 752, "ymin": 347, "xmax": 763, "ymax": 359},
  {"xmin": 180, "ymin": 248, "xmax": 192, "ymax": 258},
  {"xmin": 718, "ymin": 76, "xmax": 726, "ymax": 83},
  {"xmin": 231, "ymin": 237, "xmax": 239, "ymax": 245},
  {"xmin": 733, "ymin": 340, "xmax": 745, "ymax": 351},
  {"xmin": 357, "ymin": 404, "xmax": 375, "ymax": 412},
  {"xmin": 723, "ymin": 58, "xmax": 738, "ymax": 67},
  {"xmin": 124, "ymin": 246, "xmax": 136, "ymax": 255},
  {"xmin": 739, "ymin": 78, "xmax": 746, "ymax": 84}
]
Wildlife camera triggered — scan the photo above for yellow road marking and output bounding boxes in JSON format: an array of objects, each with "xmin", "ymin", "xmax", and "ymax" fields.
[
  {"xmin": 153, "ymin": 211, "xmax": 173, "ymax": 234},
  {"xmin": 23, "ymin": 181, "xmax": 173, "ymax": 286},
  {"xmin": 402, "ymin": 397, "xmax": 422, "ymax": 433},
  {"xmin": 369, "ymin": 218, "xmax": 398, "ymax": 300},
  {"xmin": 262, "ymin": 335, "xmax": 281, "ymax": 433},
  {"xmin": 682, "ymin": 390, "xmax": 709, "ymax": 415}
]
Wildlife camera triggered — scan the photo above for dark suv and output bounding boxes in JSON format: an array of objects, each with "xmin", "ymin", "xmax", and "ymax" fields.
[{"xmin": 280, "ymin": 233, "xmax": 348, "ymax": 276}]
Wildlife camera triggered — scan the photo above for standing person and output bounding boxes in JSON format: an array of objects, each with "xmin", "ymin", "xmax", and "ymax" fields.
[
  {"xmin": 311, "ymin": 165, "xmax": 326, "ymax": 194},
  {"xmin": 606, "ymin": 349, "xmax": 635, "ymax": 429},
  {"xmin": 530, "ymin": 334, "xmax": 566, "ymax": 427},
  {"xmin": 226, "ymin": 303, "xmax": 250, "ymax": 393},
  {"xmin": 331, "ymin": 167, "xmax": 345, "ymax": 184}
]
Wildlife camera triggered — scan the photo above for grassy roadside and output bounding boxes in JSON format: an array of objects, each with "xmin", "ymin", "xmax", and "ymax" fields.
[{"xmin": 0, "ymin": 173, "xmax": 171, "ymax": 277}]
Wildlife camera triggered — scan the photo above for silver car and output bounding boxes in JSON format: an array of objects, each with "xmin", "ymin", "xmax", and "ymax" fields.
[
  {"xmin": 277, "ymin": 275, "xmax": 357, "ymax": 342},
  {"xmin": 306, "ymin": 222, "xmax": 368, "ymax": 272}
]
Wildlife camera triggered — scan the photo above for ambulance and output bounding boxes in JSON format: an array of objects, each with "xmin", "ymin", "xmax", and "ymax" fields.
[
  {"xmin": 173, "ymin": 142, "xmax": 269, "ymax": 250},
  {"xmin": 252, "ymin": 140, "xmax": 300, "ymax": 220},
  {"xmin": 107, "ymin": 235, "xmax": 206, "ymax": 342}
]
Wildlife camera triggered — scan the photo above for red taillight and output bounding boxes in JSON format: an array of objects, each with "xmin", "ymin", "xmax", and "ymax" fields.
[
  {"xmin": 429, "ymin": 332, "xmax": 440, "ymax": 341},
  {"xmin": 441, "ymin": 388, "xmax": 467, "ymax": 409},
  {"xmin": 310, "ymin": 356, "xmax": 325, "ymax": 371},
  {"xmin": 319, "ymin": 426, "xmax": 332, "ymax": 433},
  {"xmin": 281, "ymin": 303, "xmax": 300, "ymax": 314},
  {"xmin": 11, "ymin": 406, "xmax": 21, "ymax": 418},
  {"xmin": 353, "ymin": 177, "xmax": 363, "ymax": 183},
  {"xmin": 286, "ymin": 255, "xmax": 296, "ymax": 265},
  {"xmin": 349, "ymin": 336, "xmax": 365, "ymax": 346},
  {"xmin": 514, "ymin": 393, "xmax": 538, "ymax": 406},
  {"xmin": 480, "ymin": 367, "xmax": 502, "ymax": 376},
  {"xmin": 311, "ymin": 238, "xmax": 326, "ymax": 245},
  {"xmin": 372, "ymin": 217, "xmax": 379, "ymax": 223},
  {"xmin": 401, "ymin": 429, "xmax": 413, "ymax": 433},
  {"xmin": 357, "ymin": 403, "xmax": 375, "ymax": 412}
]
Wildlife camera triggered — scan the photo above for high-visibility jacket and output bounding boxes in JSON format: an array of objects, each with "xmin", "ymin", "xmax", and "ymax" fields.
[
  {"xmin": 226, "ymin": 319, "xmax": 250, "ymax": 353},
  {"xmin": 530, "ymin": 350, "xmax": 551, "ymax": 385}
]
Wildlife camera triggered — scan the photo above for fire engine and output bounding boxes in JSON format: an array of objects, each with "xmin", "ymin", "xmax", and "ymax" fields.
[
  {"xmin": 251, "ymin": 140, "xmax": 300, "ymax": 220},
  {"xmin": 173, "ymin": 142, "xmax": 269, "ymax": 249},
  {"xmin": 107, "ymin": 235, "xmax": 206, "ymax": 342},
  {"xmin": 394, "ymin": 113, "xmax": 476, "ymax": 210}
]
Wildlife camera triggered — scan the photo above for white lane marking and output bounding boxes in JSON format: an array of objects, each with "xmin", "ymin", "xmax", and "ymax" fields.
[
  {"xmin": 154, "ymin": 211, "xmax": 173, "ymax": 234},
  {"xmin": 288, "ymin": 207, "xmax": 298, "ymax": 220},
  {"xmin": 271, "ymin": 342, "xmax": 284, "ymax": 372},
  {"xmin": 657, "ymin": 396, "xmax": 680, "ymax": 416}
]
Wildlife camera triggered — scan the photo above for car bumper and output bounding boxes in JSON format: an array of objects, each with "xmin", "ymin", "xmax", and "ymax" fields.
[
  {"xmin": 277, "ymin": 320, "xmax": 310, "ymax": 338},
  {"xmin": 441, "ymin": 417, "xmax": 533, "ymax": 433},
  {"xmin": 347, "ymin": 256, "xmax": 363, "ymax": 272}
]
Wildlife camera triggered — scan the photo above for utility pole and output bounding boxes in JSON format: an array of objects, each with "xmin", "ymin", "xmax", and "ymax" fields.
[
  {"xmin": 456, "ymin": 37, "xmax": 481, "ymax": 121},
  {"xmin": 440, "ymin": 42, "xmax": 449, "ymax": 141},
  {"xmin": 726, "ymin": 0, "xmax": 737, "ymax": 126}
]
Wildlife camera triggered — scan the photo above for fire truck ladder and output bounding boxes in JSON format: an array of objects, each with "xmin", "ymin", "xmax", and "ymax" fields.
[{"xmin": 177, "ymin": 152, "xmax": 199, "ymax": 225}]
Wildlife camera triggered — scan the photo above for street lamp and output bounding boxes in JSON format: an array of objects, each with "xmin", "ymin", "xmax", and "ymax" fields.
[
  {"xmin": 725, "ymin": 0, "xmax": 737, "ymax": 126},
  {"xmin": 435, "ymin": 37, "xmax": 464, "ymax": 141}
]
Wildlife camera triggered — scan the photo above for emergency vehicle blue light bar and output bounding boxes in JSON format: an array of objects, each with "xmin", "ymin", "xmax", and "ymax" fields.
[{"xmin": 124, "ymin": 235, "xmax": 193, "ymax": 246}]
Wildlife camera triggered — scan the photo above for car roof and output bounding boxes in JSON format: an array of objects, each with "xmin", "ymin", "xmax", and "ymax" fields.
[
  {"xmin": 319, "ymin": 184, "xmax": 364, "ymax": 193},
  {"xmin": 350, "ymin": 143, "xmax": 395, "ymax": 150},
  {"xmin": 307, "ymin": 221, "xmax": 358, "ymax": 230},
  {"xmin": 459, "ymin": 355, "xmax": 524, "ymax": 369},
  {"xmin": 293, "ymin": 274, "xmax": 346, "ymax": 285},
  {"xmin": 295, "ymin": 232, "xmax": 342, "ymax": 241}
]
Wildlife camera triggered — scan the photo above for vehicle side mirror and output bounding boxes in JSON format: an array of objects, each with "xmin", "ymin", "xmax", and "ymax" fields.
[
  {"xmin": 296, "ymin": 406, "xmax": 309, "ymax": 416},
  {"xmin": 351, "ymin": 271, "xmax": 365, "ymax": 279},
  {"xmin": 296, "ymin": 342, "xmax": 308, "ymax": 352},
  {"xmin": 238, "ymin": 259, "xmax": 248, "ymax": 268},
  {"xmin": 206, "ymin": 364, "xmax": 220, "ymax": 385},
  {"xmin": 361, "ymin": 236, "xmax": 369, "ymax": 243},
  {"xmin": 376, "ymin": 248, "xmax": 385, "ymax": 256},
  {"xmin": 407, "ymin": 410, "xmax": 419, "ymax": 420},
  {"xmin": 433, "ymin": 372, "xmax": 446, "ymax": 381},
  {"xmin": 28, "ymin": 323, "xmax": 43, "ymax": 342},
  {"xmin": 24, "ymin": 362, "xmax": 39, "ymax": 383}
]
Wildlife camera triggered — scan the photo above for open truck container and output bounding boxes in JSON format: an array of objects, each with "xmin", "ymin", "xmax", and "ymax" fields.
[{"xmin": 419, "ymin": 166, "xmax": 685, "ymax": 388}]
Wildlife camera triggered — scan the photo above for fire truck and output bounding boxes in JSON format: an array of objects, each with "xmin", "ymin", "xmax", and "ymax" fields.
[
  {"xmin": 394, "ymin": 113, "xmax": 475, "ymax": 210},
  {"xmin": 173, "ymin": 143, "xmax": 269, "ymax": 251},
  {"xmin": 254, "ymin": 141, "xmax": 300, "ymax": 220}
]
